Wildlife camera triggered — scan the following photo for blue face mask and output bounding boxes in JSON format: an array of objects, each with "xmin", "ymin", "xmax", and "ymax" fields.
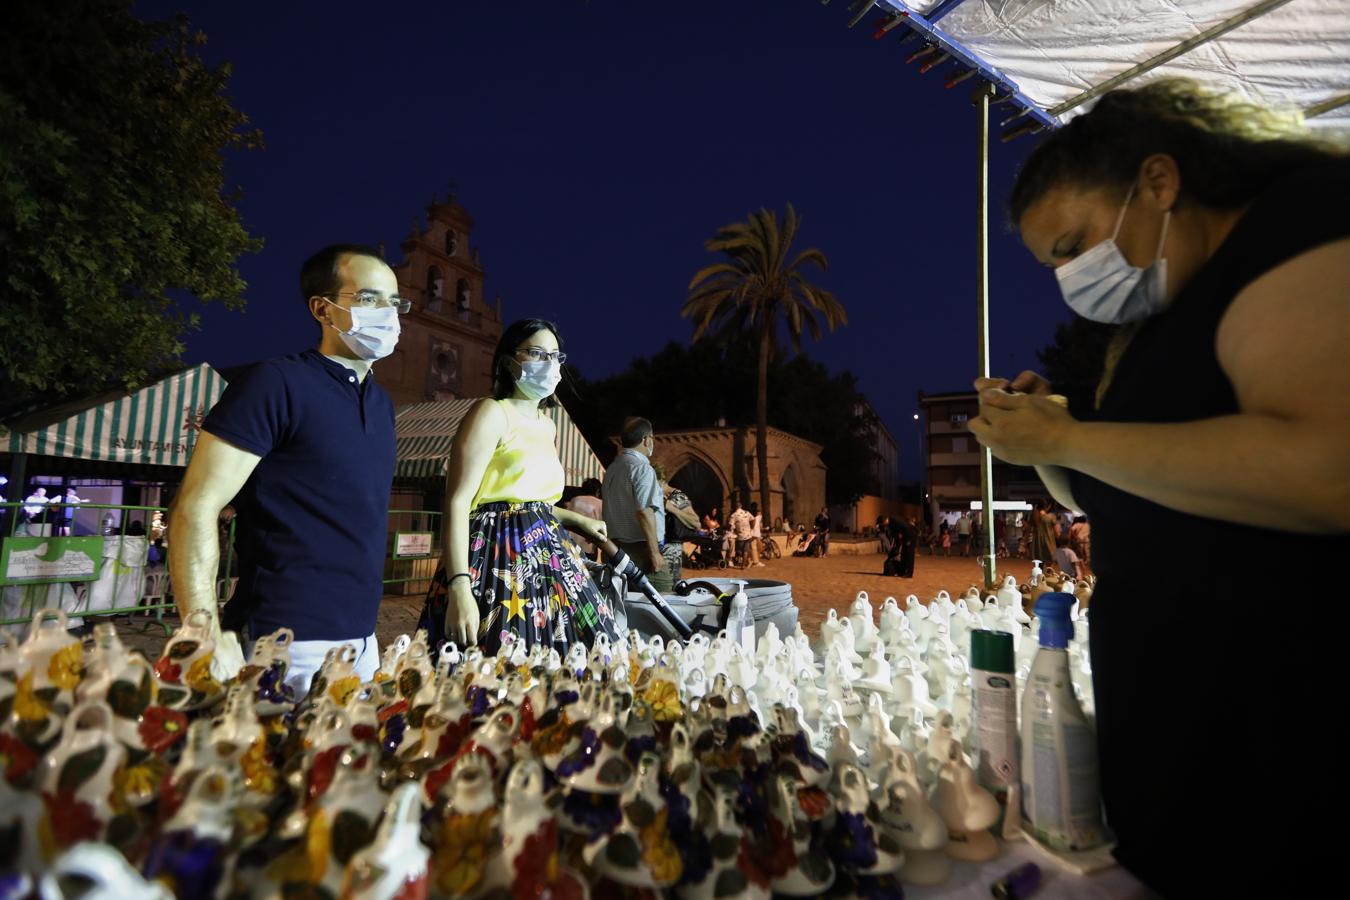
[{"xmin": 1054, "ymin": 185, "xmax": 1171, "ymax": 324}]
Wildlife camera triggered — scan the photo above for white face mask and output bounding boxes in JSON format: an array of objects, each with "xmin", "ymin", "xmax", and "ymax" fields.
[
  {"xmin": 507, "ymin": 357, "xmax": 561, "ymax": 401},
  {"xmin": 1054, "ymin": 184, "xmax": 1171, "ymax": 324},
  {"xmin": 322, "ymin": 298, "xmax": 401, "ymax": 360}
]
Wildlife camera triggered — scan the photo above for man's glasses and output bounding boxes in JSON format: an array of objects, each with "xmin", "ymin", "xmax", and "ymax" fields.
[
  {"xmin": 325, "ymin": 290, "xmax": 412, "ymax": 314},
  {"xmin": 517, "ymin": 347, "xmax": 567, "ymax": 364}
]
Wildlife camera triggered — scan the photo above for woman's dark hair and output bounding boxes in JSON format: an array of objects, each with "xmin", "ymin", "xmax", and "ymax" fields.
[
  {"xmin": 579, "ymin": 478, "xmax": 602, "ymax": 497},
  {"xmin": 491, "ymin": 317, "xmax": 563, "ymax": 409},
  {"xmin": 750, "ymin": 502, "xmax": 760, "ymax": 515},
  {"xmin": 1009, "ymin": 78, "xmax": 1346, "ymax": 225}
]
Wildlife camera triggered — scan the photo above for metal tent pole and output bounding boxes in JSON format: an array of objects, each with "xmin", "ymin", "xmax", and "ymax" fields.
[{"xmin": 975, "ymin": 81, "xmax": 997, "ymax": 590}]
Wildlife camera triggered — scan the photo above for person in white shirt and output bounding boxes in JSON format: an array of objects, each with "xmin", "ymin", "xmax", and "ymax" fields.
[
  {"xmin": 22, "ymin": 487, "xmax": 51, "ymax": 534},
  {"xmin": 748, "ymin": 501, "xmax": 766, "ymax": 568},
  {"xmin": 728, "ymin": 499, "xmax": 754, "ymax": 568}
]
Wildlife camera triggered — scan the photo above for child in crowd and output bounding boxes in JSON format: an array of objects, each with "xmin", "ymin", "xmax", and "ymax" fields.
[{"xmin": 1052, "ymin": 534, "xmax": 1081, "ymax": 581}]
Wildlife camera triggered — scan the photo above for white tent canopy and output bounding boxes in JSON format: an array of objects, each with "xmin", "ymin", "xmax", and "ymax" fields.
[{"xmin": 872, "ymin": 1, "xmax": 1349, "ymax": 135}]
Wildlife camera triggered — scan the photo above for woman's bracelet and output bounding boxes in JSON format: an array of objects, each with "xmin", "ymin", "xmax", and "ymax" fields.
[{"xmin": 448, "ymin": 573, "xmax": 472, "ymax": 585}]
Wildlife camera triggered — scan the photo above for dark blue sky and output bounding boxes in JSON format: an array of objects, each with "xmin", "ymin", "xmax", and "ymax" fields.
[{"xmin": 137, "ymin": 0, "xmax": 1071, "ymax": 480}]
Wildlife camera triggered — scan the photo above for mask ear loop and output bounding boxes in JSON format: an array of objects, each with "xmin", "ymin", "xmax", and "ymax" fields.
[
  {"xmin": 1153, "ymin": 209, "xmax": 1172, "ymax": 263},
  {"xmin": 318, "ymin": 296, "xmax": 355, "ymax": 335},
  {"xmin": 1110, "ymin": 183, "xmax": 1137, "ymax": 242}
]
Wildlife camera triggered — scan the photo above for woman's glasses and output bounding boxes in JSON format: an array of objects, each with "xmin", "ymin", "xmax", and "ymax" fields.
[{"xmin": 517, "ymin": 347, "xmax": 567, "ymax": 364}]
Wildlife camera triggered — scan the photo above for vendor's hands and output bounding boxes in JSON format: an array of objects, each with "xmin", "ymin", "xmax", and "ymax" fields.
[
  {"xmin": 648, "ymin": 548, "xmax": 668, "ymax": 574},
  {"xmin": 975, "ymin": 370, "xmax": 1053, "ymax": 397},
  {"xmin": 969, "ymin": 386, "xmax": 1077, "ymax": 467},
  {"xmin": 444, "ymin": 579, "xmax": 480, "ymax": 647},
  {"xmin": 209, "ymin": 629, "xmax": 246, "ymax": 682}
]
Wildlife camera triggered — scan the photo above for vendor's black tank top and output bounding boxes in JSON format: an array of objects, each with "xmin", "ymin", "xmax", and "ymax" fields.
[{"xmin": 1069, "ymin": 162, "xmax": 1350, "ymax": 896}]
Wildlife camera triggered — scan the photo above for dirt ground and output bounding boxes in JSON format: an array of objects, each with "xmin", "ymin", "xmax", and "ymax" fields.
[{"xmin": 112, "ymin": 549, "xmax": 1042, "ymax": 657}]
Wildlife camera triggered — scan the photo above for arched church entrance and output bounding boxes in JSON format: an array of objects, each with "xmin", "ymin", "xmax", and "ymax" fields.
[{"xmin": 670, "ymin": 457, "xmax": 724, "ymax": 522}]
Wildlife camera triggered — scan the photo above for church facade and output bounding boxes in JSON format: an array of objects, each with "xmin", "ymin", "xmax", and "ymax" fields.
[{"xmin": 373, "ymin": 195, "xmax": 504, "ymax": 407}]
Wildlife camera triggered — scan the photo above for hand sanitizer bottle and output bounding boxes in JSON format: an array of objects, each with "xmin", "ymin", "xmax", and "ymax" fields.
[{"xmin": 727, "ymin": 580, "xmax": 755, "ymax": 656}]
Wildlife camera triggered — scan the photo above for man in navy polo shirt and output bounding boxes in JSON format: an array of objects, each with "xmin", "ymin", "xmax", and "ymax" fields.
[{"xmin": 169, "ymin": 244, "xmax": 404, "ymax": 692}]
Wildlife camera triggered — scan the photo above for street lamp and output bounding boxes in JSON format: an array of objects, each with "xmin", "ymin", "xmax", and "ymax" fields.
[{"xmin": 913, "ymin": 413, "xmax": 924, "ymax": 519}]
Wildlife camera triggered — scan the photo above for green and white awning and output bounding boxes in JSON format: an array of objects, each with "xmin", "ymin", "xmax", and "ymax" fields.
[
  {"xmin": 395, "ymin": 399, "xmax": 605, "ymax": 485},
  {"xmin": 2, "ymin": 364, "xmax": 225, "ymax": 467}
]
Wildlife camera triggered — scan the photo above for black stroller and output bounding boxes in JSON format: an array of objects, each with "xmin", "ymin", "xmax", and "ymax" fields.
[
  {"xmin": 682, "ymin": 529, "xmax": 727, "ymax": 569},
  {"xmin": 792, "ymin": 525, "xmax": 824, "ymax": 557}
]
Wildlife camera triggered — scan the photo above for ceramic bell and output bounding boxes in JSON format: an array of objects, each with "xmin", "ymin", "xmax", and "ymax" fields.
[
  {"xmin": 930, "ymin": 741, "xmax": 1001, "ymax": 862},
  {"xmin": 878, "ymin": 596, "xmax": 907, "ymax": 642},
  {"xmin": 877, "ymin": 747, "xmax": 950, "ymax": 886},
  {"xmin": 903, "ymin": 595, "xmax": 929, "ymax": 629},
  {"xmin": 769, "ymin": 773, "xmax": 835, "ymax": 896},
  {"xmin": 598, "ymin": 751, "xmax": 684, "ymax": 888},
  {"xmin": 817, "ymin": 608, "xmax": 844, "ymax": 653},
  {"xmin": 427, "ymin": 752, "xmax": 504, "ymax": 898},
  {"xmin": 961, "ymin": 586, "xmax": 985, "ymax": 612},
  {"xmin": 8, "ymin": 609, "xmax": 82, "ymax": 746},
  {"xmin": 889, "ymin": 657, "xmax": 938, "ymax": 720},
  {"xmin": 497, "ymin": 759, "xmax": 587, "ymax": 899},
  {"xmin": 154, "ymin": 609, "xmax": 225, "ymax": 710},
  {"xmin": 679, "ymin": 786, "xmax": 768, "ymax": 900},
  {"xmin": 0, "ymin": 763, "xmax": 46, "ymax": 880},
  {"xmin": 849, "ymin": 591, "xmax": 879, "ymax": 653},
  {"xmin": 46, "ymin": 841, "xmax": 175, "ymax": 900},
  {"xmin": 831, "ymin": 763, "xmax": 905, "ymax": 875},
  {"xmin": 339, "ymin": 783, "xmax": 430, "ymax": 900},
  {"xmin": 143, "ymin": 763, "xmax": 238, "ymax": 896},
  {"xmin": 856, "ymin": 643, "xmax": 894, "ymax": 695},
  {"xmin": 38, "ymin": 701, "xmax": 125, "ymax": 854}
]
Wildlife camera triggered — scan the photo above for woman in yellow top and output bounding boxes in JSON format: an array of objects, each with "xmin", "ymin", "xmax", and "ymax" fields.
[{"xmin": 419, "ymin": 318, "xmax": 621, "ymax": 654}]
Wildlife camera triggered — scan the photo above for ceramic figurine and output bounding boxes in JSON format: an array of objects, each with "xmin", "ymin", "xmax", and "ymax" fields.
[
  {"xmin": 153, "ymin": 609, "xmax": 225, "ymax": 710},
  {"xmin": 45, "ymin": 841, "xmax": 174, "ymax": 900},
  {"xmin": 856, "ymin": 643, "xmax": 894, "ymax": 695},
  {"xmin": 769, "ymin": 773, "xmax": 835, "ymax": 896},
  {"xmin": 831, "ymin": 763, "xmax": 904, "ymax": 875},
  {"xmin": 877, "ymin": 746, "xmax": 950, "ymax": 886},
  {"xmin": 430, "ymin": 752, "xmax": 503, "ymax": 897},
  {"xmin": 679, "ymin": 786, "xmax": 768, "ymax": 900},
  {"xmin": 143, "ymin": 764, "xmax": 237, "ymax": 898},
  {"xmin": 37, "ymin": 701, "xmax": 125, "ymax": 854},
  {"xmin": 598, "ymin": 751, "xmax": 683, "ymax": 888},
  {"xmin": 930, "ymin": 741, "xmax": 1001, "ymax": 862},
  {"xmin": 878, "ymin": 596, "xmax": 906, "ymax": 643},
  {"xmin": 849, "ymin": 591, "xmax": 879, "ymax": 653},
  {"xmin": 341, "ymin": 782, "xmax": 430, "ymax": 900}
]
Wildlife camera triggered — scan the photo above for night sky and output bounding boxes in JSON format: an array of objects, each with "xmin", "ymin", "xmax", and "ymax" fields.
[{"xmin": 134, "ymin": 0, "xmax": 1073, "ymax": 480}]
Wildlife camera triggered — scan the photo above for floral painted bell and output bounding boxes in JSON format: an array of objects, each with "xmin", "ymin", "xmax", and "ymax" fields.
[
  {"xmin": 678, "ymin": 786, "xmax": 768, "ymax": 900},
  {"xmin": 497, "ymin": 759, "xmax": 588, "ymax": 900},
  {"xmin": 768, "ymin": 773, "xmax": 835, "ymax": 897},
  {"xmin": 598, "ymin": 751, "xmax": 684, "ymax": 889},
  {"xmin": 44, "ymin": 841, "xmax": 175, "ymax": 900},
  {"xmin": 830, "ymin": 763, "xmax": 904, "ymax": 876},
  {"xmin": 153, "ymin": 609, "xmax": 225, "ymax": 710},
  {"xmin": 143, "ymin": 764, "xmax": 238, "ymax": 898},
  {"xmin": 0, "ymin": 756, "xmax": 46, "ymax": 881},
  {"xmin": 37, "ymin": 701, "xmax": 125, "ymax": 855},
  {"xmin": 341, "ymin": 782, "xmax": 430, "ymax": 900}
]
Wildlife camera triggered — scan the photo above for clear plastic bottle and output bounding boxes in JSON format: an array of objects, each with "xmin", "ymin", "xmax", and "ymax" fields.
[
  {"xmin": 726, "ymin": 579, "xmax": 755, "ymax": 656},
  {"xmin": 1019, "ymin": 592, "xmax": 1106, "ymax": 851}
]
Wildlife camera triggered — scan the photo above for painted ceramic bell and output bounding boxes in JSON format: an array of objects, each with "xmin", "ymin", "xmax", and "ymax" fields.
[
  {"xmin": 340, "ymin": 782, "xmax": 430, "ymax": 900},
  {"xmin": 679, "ymin": 786, "xmax": 767, "ymax": 900},
  {"xmin": 832, "ymin": 763, "xmax": 905, "ymax": 876},
  {"xmin": 497, "ymin": 759, "xmax": 588, "ymax": 900},
  {"xmin": 561, "ymin": 723, "xmax": 633, "ymax": 795},
  {"xmin": 0, "ymin": 765, "xmax": 45, "ymax": 880},
  {"xmin": 598, "ymin": 751, "xmax": 684, "ymax": 888},
  {"xmin": 38, "ymin": 701, "xmax": 125, "ymax": 854},
  {"xmin": 392, "ymin": 638, "xmax": 434, "ymax": 706},
  {"xmin": 769, "ymin": 773, "xmax": 835, "ymax": 897},
  {"xmin": 154, "ymin": 609, "xmax": 225, "ymax": 710},
  {"xmin": 427, "ymin": 752, "xmax": 503, "ymax": 898},
  {"xmin": 43, "ymin": 841, "xmax": 174, "ymax": 900},
  {"xmin": 144, "ymin": 764, "xmax": 237, "ymax": 897},
  {"xmin": 930, "ymin": 741, "xmax": 1001, "ymax": 862}
]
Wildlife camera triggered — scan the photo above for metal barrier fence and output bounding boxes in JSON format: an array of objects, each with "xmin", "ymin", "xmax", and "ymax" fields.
[{"xmin": 0, "ymin": 502, "xmax": 444, "ymax": 633}]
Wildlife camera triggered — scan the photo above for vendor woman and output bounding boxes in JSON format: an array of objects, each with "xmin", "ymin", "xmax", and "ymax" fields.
[
  {"xmin": 421, "ymin": 318, "xmax": 638, "ymax": 654},
  {"xmin": 971, "ymin": 79, "xmax": 1349, "ymax": 895}
]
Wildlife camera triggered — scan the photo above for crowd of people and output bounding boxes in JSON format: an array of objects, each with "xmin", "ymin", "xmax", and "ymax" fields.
[{"xmin": 919, "ymin": 502, "xmax": 1091, "ymax": 576}]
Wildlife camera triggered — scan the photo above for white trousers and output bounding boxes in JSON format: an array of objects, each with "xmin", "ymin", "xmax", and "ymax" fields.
[{"xmin": 252, "ymin": 632, "xmax": 380, "ymax": 699}]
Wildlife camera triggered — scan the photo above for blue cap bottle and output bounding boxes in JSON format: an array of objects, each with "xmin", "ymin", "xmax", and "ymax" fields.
[{"xmin": 1034, "ymin": 592, "xmax": 1075, "ymax": 649}]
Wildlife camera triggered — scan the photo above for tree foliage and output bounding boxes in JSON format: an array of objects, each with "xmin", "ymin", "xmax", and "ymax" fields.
[
  {"xmin": 562, "ymin": 339, "xmax": 881, "ymax": 506},
  {"xmin": 681, "ymin": 205, "xmax": 847, "ymax": 516},
  {"xmin": 0, "ymin": 0, "xmax": 261, "ymax": 410}
]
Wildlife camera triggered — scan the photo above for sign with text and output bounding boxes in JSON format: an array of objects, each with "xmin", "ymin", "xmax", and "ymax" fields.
[
  {"xmin": 393, "ymin": 532, "xmax": 434, "ymax": 559},
  {"xmin": 1, "ymin": 536, "xmax": 105, "ymax": 585}
]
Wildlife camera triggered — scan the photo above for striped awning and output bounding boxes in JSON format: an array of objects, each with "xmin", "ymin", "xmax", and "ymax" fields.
[
  {"xmin": 1, "ymin": 364, "xmax": 225, "ymax": 467},
  {"xmin": 395, "ymin": 398, "xmax": 605, "ymax": 485}
]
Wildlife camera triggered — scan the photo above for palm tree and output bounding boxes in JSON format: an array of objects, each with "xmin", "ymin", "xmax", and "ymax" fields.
[{"xmin": 683, "ymin": 204, "xmax": 847, "ymax": 522}]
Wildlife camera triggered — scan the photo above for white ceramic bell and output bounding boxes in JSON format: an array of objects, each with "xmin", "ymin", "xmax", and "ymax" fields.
[
  {"xmin": 849, "ymin": 591, "xmax": 880, "ymax": 653},
  {"xmin": 878, "ymin": 752, "xmax": 951, "ymax": 886},
  {"xmin": 48, "ymin": 840, "xmax": 176, "ymax": 900},
  {"xmin": 856, "ymin": 642, "xmax": 894, "ymax": 695},
  {"xmin": 930, "ymin": 741, "xmax": 1001, "ymax": 862},
  {"xmin": 889, "ymin": 657, "xmax": 939, "ymax": 719},
  {"xmin": 878, "ymin": 596, "xmax": 906, "ymax": 641},
  {"xmin": 960, "ymin": 586, "xmax": 985, "ymax": 612},
  {"xmin": 342, "ymin": 782, "xmax": 429, "ymax": 900},
  {"xmin": 904, "ymin": 594, "xmax": 929, "ymax": 628}
]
